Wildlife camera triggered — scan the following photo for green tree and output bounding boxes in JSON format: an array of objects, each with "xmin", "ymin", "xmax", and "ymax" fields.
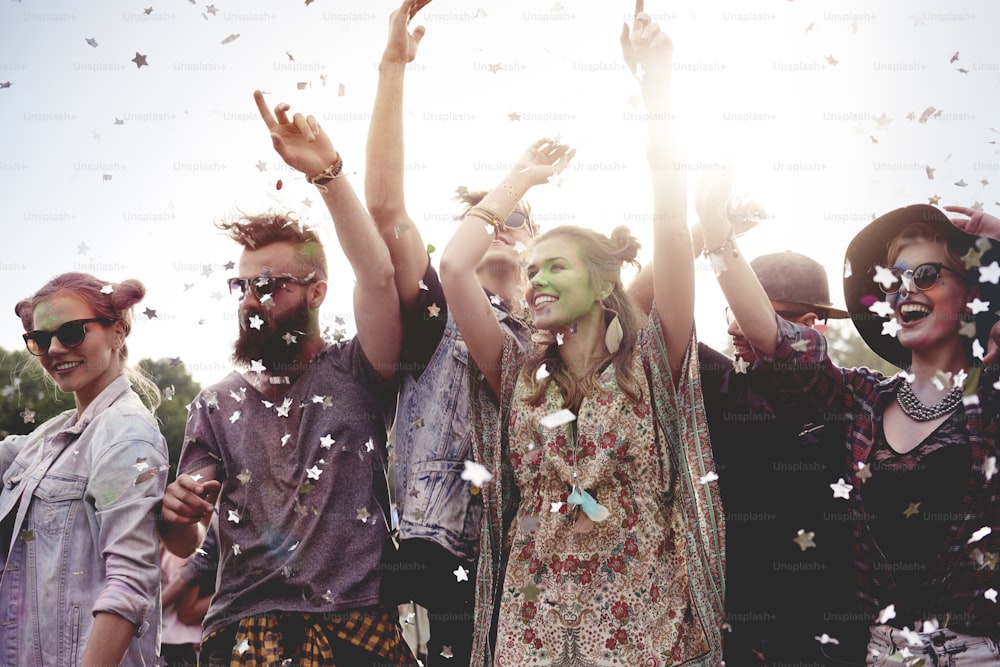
[
  {"xmin": 0, "ymin": 347, "xmax": 74, "ymax": 438},
  {"xmin": 138, "ymin": 358, "xmax": 202, "ymax": 482}
]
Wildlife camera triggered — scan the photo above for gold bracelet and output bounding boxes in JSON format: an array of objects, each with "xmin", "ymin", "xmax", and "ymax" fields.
[{"xmin": 468, "ymin": 205, "xmax": 504, "ymax": 229}]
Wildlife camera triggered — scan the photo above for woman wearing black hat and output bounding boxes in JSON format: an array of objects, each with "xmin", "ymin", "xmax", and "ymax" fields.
[{"xmin": 701, "ymin": 197, "xmax": 1000, "ymax": 665}]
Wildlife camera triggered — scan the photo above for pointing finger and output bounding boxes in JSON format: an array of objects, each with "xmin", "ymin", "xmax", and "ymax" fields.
[{"xmin": 254, "ymin": 90, "xmax": 276, "ymax": 129}]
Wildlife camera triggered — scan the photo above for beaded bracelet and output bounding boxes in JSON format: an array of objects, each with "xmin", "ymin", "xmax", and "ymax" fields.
[{"xmin": 307, "ymin": 154, "xmax": 344, "ymax": 193}]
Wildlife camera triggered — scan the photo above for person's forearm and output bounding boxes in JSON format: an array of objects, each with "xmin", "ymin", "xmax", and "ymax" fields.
[
  {"xmin": 319, "ymin": 175, "xmax": 396, "ymax": 292},
  {"xmin": 80, "ymin": 612, "xmax": 134, "ymax": 667},
  {"xmin": 441, "ymin": 168, "xmax": 533, "ymax": 275},
  {"xmin": 159, "ymin": 519, "xmax": 207, "ymax": 558},
  {"xmin": 366, "ymin": 60, "xmax": 408, "ymax": 225}
]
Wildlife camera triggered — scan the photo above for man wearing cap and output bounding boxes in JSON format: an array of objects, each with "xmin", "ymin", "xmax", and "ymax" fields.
[
  {"xmin": 702, "ymin": 202, "xmax": 1000, "ymax": 664},
  {"xmin": 701, "ymin": 252, "xmax": 866, "ymax": 666},
  {"xmin": 630, "ymin": 245, "xmax": 866, "ymax": 664}
]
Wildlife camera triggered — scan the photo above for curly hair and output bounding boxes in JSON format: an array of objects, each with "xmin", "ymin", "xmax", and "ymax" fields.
[
  {"xmin": 522, "ymin": 225, "xmax": 645, "ymax": 411},
  {"xmin": 217, "ymin": 210, "xmax": 328, "ymax": 280}
]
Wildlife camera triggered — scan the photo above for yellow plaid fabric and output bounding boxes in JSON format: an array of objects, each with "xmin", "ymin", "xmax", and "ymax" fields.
[{"xmin": 203, "ymin": 607, "xmax": 415, "ymax": 666}]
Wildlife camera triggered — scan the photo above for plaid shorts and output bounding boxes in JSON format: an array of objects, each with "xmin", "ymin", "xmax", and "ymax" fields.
[{"xmin": 200, "ymin": 606, "xmax": 416, "ymax": 667}]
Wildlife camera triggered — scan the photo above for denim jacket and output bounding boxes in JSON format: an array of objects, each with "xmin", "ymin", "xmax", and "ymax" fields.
[
  {"xmin": 0, "ymin": 374, "xmax": 168, "ymax": 666},
  {"xmin": 395, "ymin": 308, "xmax": 530, "ymax": 560}
]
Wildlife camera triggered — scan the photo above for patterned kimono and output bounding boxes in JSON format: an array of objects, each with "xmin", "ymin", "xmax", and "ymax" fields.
[{"xmin": 469, "ymin": 312, "xmax": 725, "ymax": 667}]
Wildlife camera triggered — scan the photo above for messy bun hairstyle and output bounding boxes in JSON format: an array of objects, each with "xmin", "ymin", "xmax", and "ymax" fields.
[
  {"xmin": 15, "ymin": 272, "xmax": 161, "ymax": 410},
  {"xmin": 524, "ymin": 225, "xmax": 645, "ymax": 410}
]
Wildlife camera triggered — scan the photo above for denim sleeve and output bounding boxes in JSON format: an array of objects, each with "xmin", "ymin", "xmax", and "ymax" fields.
[
  {"xmin": 0, "ymin": 433, "xmax": 30, "ymax": 479},
  {"xmin": 89, "ymin": 429, "xmax": 169, "ymax": 634}
]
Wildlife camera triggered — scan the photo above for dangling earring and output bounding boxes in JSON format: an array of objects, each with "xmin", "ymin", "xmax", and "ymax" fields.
[{"xmin": 604, "ymin": 306, "xmax": 623, "ymax": 354}]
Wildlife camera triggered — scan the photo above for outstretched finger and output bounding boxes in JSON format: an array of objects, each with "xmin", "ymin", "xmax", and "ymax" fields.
[
  {"xmin": 254, "ymin": 90, "xmax": 277, "ymax": 129},
  {"xmin": 943, "ymin": 205, "xmax": 973, "ymax": 216},
  {"xmin": 633, "ymin": 0, "xmax": 648, "ymax": 34}
]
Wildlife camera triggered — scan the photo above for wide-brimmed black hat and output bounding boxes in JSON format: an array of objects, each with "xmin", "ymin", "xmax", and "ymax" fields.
[
  {"xmin": 843, "ymin": 204, "xmax": 1000, "ymax": 369},
  {"xmin": 750, "ymin": 252, "xmax": 849, "ymax": 319}
]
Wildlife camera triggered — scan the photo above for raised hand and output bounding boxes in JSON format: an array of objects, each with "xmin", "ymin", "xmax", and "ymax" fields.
[
  {"xmin": 620, "ymin": 0, "xmax": 673, "ymax": 89},
  {"xmin": 254, "ymin": 90, "xmax": 338, "ymax": 180},
  {"xmin": 514, "ymin": 138, "xmax": 575, "ymax": 188},
  {"xmin": 944, "ymin": 205, "xmax": 1000, "ymax": 240},
  {"xmin": 383, "ymin": 0, "xmax": 431, "ymax": 65}
]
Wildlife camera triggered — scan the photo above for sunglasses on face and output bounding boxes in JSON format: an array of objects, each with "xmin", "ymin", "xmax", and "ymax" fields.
[
  {"xmin": 878, "ymin": 262, "xmax": 965, "ymax": 295},
  {"xmin": 227, "ymin": 274, "xmax": 318, "ymax": 301},
  {"xmin": 503, "ymin": 210, "xmax": 534, "ymax": 237},
  {"xmin": 23, "ymin": 318, "xmax": 117, "ymax": 356}
]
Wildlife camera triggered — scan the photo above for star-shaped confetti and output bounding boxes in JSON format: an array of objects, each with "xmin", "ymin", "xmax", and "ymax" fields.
[
  {"xmin": 453, "ymin": 565, "xmax": 469, "ymax": 582},
  {"xmin": 903, "ymin": 502, "xmax": 921, "ymax": 518},
  {"xmin": 699, "ymin": 471, "xmax": 720, "ymax": 484},
  {"xmin": 206, "ymin": 3, "xmax": 218, "ymax": 14},
  {"xmin": 248, "ymin": 314, "xmax": 264, "ymax": 330},
  {"xmin": 814, "ymin": 633, "xmax": 839, "ymax": 645},
  {"xmin": 874, "ymin": 112, "xmax": 892, "ymax": 130},
  {"xmin": 869, "ymin": 301, "xmax": 895, "ymax": 318},
  {"xmin": 881, "ymin": 318, "xmax": 902, "ymax": 338},
  {"xmin": 221, "ymin": 33, "xmax": 240, "ymax": 45},
  {"xmin": 877, "ymin": 604, "xmax": 896, "ymax": 624},
  {"xmin": 356, "ymin": 506, "xmax": 370, "ymax": 522},
  {"xmin": 143, "ymin": 307, "xmax": 157, "ymax": 319},
  {"xmin": 732, "ymin": 357, "xmax": 749, "ymax": 374},
  {"xmin": 984, "ymin": 456, "xmax": 997, "ymax": 482},
  {"xmin": 320, "ymin": 434, "xmax": 335, "ymax": 449},
  {"xmin": 228, "ymin": 509, "xmax": 241, "ymax": 524},
  {"xmin": 232, "ymin": 543, "xmax": 242, "ymax": 556},
  {"xmin": 276, "ymin": 397, "xmax": 293, "ymax": 417},
  {"xmin": 20, "ymin": 408, "xmax": 35, "ymax": 424},
  {"xmin": 86, "ymin": 37, "xmax": 98, "ymax": 47},
  {"xmin": 872, "ymin": 265, "xmax": 899, "ymax": 290},
  {"xmin": 967, "ymin": 298, "xmax": 990, "ymax": 314},
  {"xmin": 830, "ymin": 478, "xmax": 853, "ymax": 500},
  {"xmin": 490, "ymin": 294, "xmax": 503, "ymax": 306},
  {"xmin": 925, "ymin": 165, "xmax": 936, "ymax": 180},
  {"xmin": 365, "ymin": 438, "xmax": 375, "ymax": 452},
  {"xmin": 979, "ymin": 261, "xmax": 1000, "ymax": 285},
  {"xmin": 427, "ymin": 303, "xmax": 441, "ymax": 318},
  {"xmin": 306, "ymin": 465, "xmax": 323, "ymax": 480},
  {"xmin": 521, "ymin": 581, "xmax": 541, "ymax": 601},
  {"xmin": 282, "ymin": 331, "xmax": 298, "ymax": 345},
  {"xmin": 460, "ymin": 460, "xmax": 493, "ymax": 486},
  {"xmin": 237, "ymin": 469, "xmax": 251, "ymax": 484},
  {"xmin": 856, "ymin": 462, "xmax": 873, "ymax": 483},
  {"xmin": 550, "ymin": 501, "xmax": 564, "ymax": 512},
  {"xmin": 229, "ymin": 411, "xmax": 241, "ymax": 424},
  {"xmin": 794, "ymin": 529, "xmax": 816, "ymax": 551},
  {"xmin": 928, "ymin": 194, "xmax": 941, "ymax": 205},
  {"xmin": 986, "ymin": 589, "xmax": 998, "ymax": 603},
  {"xmin": 132, "ymin": 52, "xmax": 148, "ymax": 68},
  {"xmin": 440, "ymin": 645, "xmax": 454, "ymax": 659},
  {"xmin": 249, "ymin": 359, "xmax": 266, "ymax": 374}
]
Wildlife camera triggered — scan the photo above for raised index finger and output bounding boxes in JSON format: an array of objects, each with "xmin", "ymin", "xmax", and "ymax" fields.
[{"xmin": 254, "ymin": 89, "xmax": 277, "ymax": 129}]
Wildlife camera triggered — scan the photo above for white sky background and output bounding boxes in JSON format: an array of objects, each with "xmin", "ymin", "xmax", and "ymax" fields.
[{"xmin": 1, "ymin": 0, "xmax": 998, "ymax": 386}]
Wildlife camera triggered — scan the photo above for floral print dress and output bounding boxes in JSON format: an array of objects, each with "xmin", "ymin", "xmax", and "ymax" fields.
[{"xmin": 493, "ymin": 347, "xmax": 710, "ymax": 666}]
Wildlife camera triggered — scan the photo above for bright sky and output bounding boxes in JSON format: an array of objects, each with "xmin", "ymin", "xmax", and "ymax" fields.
[{"xmin": 2, "ymin": 0, "xmax": 998, "ymax": 386}]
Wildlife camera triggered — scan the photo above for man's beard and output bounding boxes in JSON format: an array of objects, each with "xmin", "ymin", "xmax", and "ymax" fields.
[{"xmin": 232, "ymin": 298, "xmax": 312, "ymax": 374}]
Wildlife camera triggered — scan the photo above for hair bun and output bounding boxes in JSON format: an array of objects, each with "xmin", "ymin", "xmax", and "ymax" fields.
[
  {"xmin": 108, "ymin": 279, "xmax": 146, "ymax": 312},
  {"xmin": 609, "ymin": 226, "xmax": 641, "ymax": 265}
]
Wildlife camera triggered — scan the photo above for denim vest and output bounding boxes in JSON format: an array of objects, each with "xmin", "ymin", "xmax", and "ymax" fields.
[
  {"xmin": 395, "ymin": 307, "xmax": 529, "ymax": 560},
  {"xmin": 0, "ymin": 375, "xmax": 168, "ymax": 666}
]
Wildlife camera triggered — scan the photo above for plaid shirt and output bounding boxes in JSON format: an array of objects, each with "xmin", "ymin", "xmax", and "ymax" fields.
[{"xmin": 756, "ymin": 317, "xmax": 999, "ymax": 636}]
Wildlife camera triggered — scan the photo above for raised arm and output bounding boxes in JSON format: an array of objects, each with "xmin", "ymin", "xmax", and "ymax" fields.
[
  {"xmin": 698, "ymin": 168, "xmax": 778, "ymax": 355},
  {"xmin": 439, "ymin": 140, "xmax": 572, "ymax": 395},
  {"xmin": 944, "ymin": 205, "xmax": 1000, "ymax": 240},
  {"xmin": 255, "ymin": 90, "xmax": 402, "ymax": 378},
  {"xmin": 621, "ymin": 3, "xmax": 690, "ymax": 381},
  {"xmin": 366, "ymin": 0, "xmax": 433, "ymax": 310}
]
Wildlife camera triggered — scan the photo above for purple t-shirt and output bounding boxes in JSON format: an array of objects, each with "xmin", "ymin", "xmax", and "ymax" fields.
[{"xmin": 179, "ymin": 339, "xmax": 397, "ymax": 637}]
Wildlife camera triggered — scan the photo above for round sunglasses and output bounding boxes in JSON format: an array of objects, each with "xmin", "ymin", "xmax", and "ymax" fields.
[
  {"xmin": 23, "ymin": 318, "xmax": 117, "ymax": 356},
  {"xmin": 878, "ymin": 262, "xmax": 966, "ymax": 295},
  {"xmin": 227, "ymin": 274, "xmax": 318, "ymax": 301}
]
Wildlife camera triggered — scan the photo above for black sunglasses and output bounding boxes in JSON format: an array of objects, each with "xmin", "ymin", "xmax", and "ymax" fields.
[
  {"xmin": 878, "ymin": 262, "xmax": 966, "ymax": 295},
  {"xmin": 227, "ymin": 274, "xmax": 318, "ymax": 301},
  {"xmin": 23, "ymin": 318, "xmax": 117, "ymax": 356}
]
